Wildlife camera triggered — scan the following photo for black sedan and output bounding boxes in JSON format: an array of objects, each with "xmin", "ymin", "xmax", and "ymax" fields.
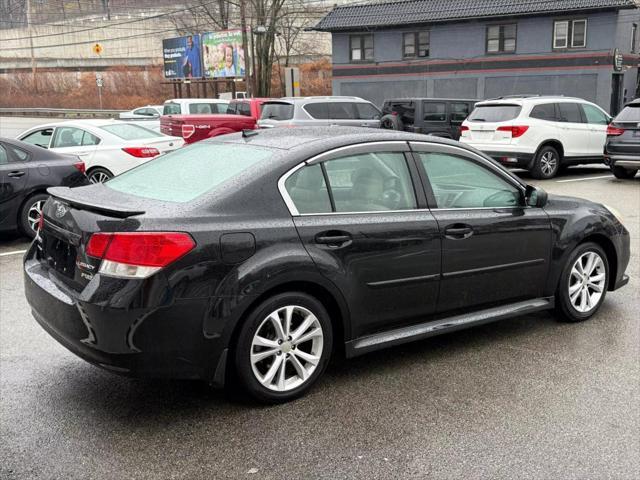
[
  {"xmin": 1, "ymin": 137, "xmax": 88, "ymax": 238},
  {"xmin": 605, "ymin": 99, "xmax": 640, "ymax": 179},
  {"xmin": 24, "ymin": 128, "xmax": 630, "ymax": 402}
]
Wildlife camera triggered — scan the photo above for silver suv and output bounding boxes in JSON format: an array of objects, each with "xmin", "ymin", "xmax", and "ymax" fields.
[{"xmin": 258, "ymin": 96, "xmax": 382, "ymax": 128}]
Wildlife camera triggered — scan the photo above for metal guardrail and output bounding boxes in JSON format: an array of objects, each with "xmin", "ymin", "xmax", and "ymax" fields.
[{"xmin": 0, "ymin": 108, "xmax": 124, "ymax": 119}]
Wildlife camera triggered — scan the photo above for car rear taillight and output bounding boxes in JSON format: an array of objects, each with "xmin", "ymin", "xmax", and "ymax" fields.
[
  {"xmin": 606, "ymin": 124, "xmax": 625, "ymax": 136},
  {"xmin": 460, "ymin": 125, "xmax": 469, "ymax": 133},
  {"xmin": 181, "ymin": 124, "xmax": 195, "ymax": 139},
  {"xmin": 122, "ymin": 147, "xmax": 160, "ymax": 158},
  {"xmin": 497, "ymin": 125, "xmax": 529, "ymax": 138},
  {"xmin": 86, "ymin": 232, "xmax": 195, "ymax": 279},
  {"xmin": 73, "ymin": 161, "xmax": 86, "ymax": 173},
  {"xmin": 37, "ymin": 215, "xmax": 44, "ymax": 231}
]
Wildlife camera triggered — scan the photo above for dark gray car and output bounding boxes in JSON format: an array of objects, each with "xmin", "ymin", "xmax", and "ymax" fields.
[{"xmin": 604, "ymin": 99, "xmax": 640, "ymax": 179}]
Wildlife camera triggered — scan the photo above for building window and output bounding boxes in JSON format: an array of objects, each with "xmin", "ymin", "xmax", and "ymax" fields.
[
  {"xmin": 350, "ymin": 34, "xmax": 374, "ymax": 62},
  {"xmin": 554, "ymin": 19, "xmax": 587, "ymax": 49},
  {"xmin": 403, "ymin": 31, "xmax": 429, "ymax": 58},
  {"xmin": 486, "ymin": 24, "xmax": 516, "ymax": 54},
  {"xmin": 632, "ymin": 23, "xmax": 638, "ymax": 53}
]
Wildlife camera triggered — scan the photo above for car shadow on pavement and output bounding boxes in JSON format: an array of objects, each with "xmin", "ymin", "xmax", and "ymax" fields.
[{"xmin": 513, "ymin": 166, "xmax": 610, "ymax": 181}]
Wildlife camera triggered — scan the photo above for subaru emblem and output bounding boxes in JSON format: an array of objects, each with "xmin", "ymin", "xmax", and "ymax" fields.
[{"xmin": 55, "ymin": 203, "xmax": 67, "ymax": 218}]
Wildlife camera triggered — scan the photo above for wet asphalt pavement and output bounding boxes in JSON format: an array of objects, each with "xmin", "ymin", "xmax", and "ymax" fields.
[{"xmin": 1, "ymin": 167, "xmax": 638, "ymax": 479}]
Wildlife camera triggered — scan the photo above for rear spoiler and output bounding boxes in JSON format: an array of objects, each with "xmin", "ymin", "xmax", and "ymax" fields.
[{"xmin": 47, "ymin": 186, "xmax": 145, "ymax": 218}]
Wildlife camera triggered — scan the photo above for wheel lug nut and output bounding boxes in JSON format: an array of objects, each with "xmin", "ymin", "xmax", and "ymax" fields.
[
  {"xmin": 277, "ymin": 351, "xmax": 282, "ymax": 356},
  {"xmin": 292, "ymin": 345, "xmax": 296, "ymax": 350},
  {"xmin": 287, "ymin": 336, "xmax": 292, "ymax": 341},
  {"xmin": 278, "ymin": 340, "xmax": 282, "ymax": 345}
]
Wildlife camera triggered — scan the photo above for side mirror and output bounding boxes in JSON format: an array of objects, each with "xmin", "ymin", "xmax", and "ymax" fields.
[{"xmin": 525, "ymin": 185, "xmax": 548, "ymax": 207}]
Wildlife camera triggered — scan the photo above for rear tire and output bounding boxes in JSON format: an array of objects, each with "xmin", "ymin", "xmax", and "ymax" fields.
[
  {"xmin": 87, "ymin": 167, "xmax": 113, "ymax": 184},
  {"xmin": 555, "ymin": 242, "xmax": 609, "ymax": 322},
  {"xmin": 530, "ymin": 146, "xmax": 560, "ymax": 179},
  {"xmin": 18, "ymin": 192, "xmax": 48, "ymax": 239},
  {"xmin": 233, "ymin": 292, "xmax": 333, "ymax": 403},
  {"xmin": 611, "ymin": 165, "xmax": 638, "ymax": 179}
]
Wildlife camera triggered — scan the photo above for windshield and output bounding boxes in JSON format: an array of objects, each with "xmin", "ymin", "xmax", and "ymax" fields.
[
  {"xmin": 106, "ymin": 142, "xmax": 274, "ymax": 202},
  {"xmin": 261, "ymin": 103, "xmax": 294, "ymax": 121},
  {"xmin": 468, "ymin": 105, "xmax": 521, "ymax": 122},
  {"xmin": 614, "ymin": 104, "xmax": 640, "ymax": 122},
  {"xmin": 100, "ymin": 124, "xmax": 160, "ymax": 140}
]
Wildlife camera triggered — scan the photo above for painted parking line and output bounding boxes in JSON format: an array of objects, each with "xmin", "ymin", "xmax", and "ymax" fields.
[
  {"xmin": 0, "ymin": 250, "xmax": 27, "ymax": 257},
  {"xmin": 556, "ymin": 175, "xmax": 613, "ymax": 183}
]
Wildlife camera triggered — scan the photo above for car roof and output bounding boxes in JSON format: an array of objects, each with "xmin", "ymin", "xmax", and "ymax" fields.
[
  {"xmin": 384, "ymin": 98, "xmax": 479, "ymax": 102},
  {"xmin": 164, "ymin": 98, "xmax": 227, "ymax": 103},
  {"xmin": 266, "ymin": 96, "xmax": 370, "ymax": 104},
  {"xmin": 476, "ymin": 96, "xmax": 591, "ymax": 106}
]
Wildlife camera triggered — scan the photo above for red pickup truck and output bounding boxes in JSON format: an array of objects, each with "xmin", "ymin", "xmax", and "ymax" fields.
[{"xmin": 159, "ymin": 98, "xmax": 270, "ymax": 144}]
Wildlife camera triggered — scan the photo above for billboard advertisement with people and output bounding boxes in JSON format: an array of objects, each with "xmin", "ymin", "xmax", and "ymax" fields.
[
  {"xmin": 162, "ymin": 35, "xmax": 202, "ymax": 79},
  {"xmin": 202, "ymin": 30, "xmax": 246, "ymax": 78}
]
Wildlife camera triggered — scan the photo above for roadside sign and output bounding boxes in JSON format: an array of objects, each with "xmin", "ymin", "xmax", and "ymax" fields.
[
  {"xmin": 96, "ymin": 78, "xmax": 104, "ymax": 87},
  {"xmin": 92, "ymin": 43, "xmax": 103, "ymax": 56}
]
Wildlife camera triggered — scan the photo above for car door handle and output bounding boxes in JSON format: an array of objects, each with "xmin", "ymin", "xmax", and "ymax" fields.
[
  {"xmin": 444, "ymin": 224, "xmax": 474, "ymax": 240},
  {"xmin": 8, "ymin": 171, "xmax": 25, "ymax": 178},
  {"xmin": 72, "ymin": 152, "xmax": 90, "ymax": 157},
  {"xmin": 315, "ymin": 231, "xmax": 352, "ymax": 247}
]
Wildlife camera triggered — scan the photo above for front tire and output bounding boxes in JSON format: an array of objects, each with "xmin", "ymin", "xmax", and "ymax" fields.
[
  {"xmin": 234, "ymin": 292, "xmax": 333, "ymax": 403},
  {"xmin": 531, "ymin": 146, "xmax": 561, "ymax": 179},
  {"xmin": 19, "ymin": 193, "xmax": 48, "ymax": 239},
  {"xmin": 611, "ymin": 165, "xmax": 638, "ymax": 179},
  {"xmin": 555, "ymin": 242, "xmax": 609, "ymax": 322}
]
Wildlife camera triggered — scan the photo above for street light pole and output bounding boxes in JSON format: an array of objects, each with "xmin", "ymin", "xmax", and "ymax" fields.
[{"xmin": 26, "ymin": 0, "xmax": 37, "ymax": 93}]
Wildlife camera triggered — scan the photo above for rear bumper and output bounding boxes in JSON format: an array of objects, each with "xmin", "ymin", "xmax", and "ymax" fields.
[
  {"xmin": 482, "ymin": 151, "xmax": 534, "ymax": 168},
  {"xmin": 23, "ymin": 247, "xmax": 225, "ymax": 382},
  {"xmin": 604, "ymin": 154, "xmax": 640, "ymax": 169}
]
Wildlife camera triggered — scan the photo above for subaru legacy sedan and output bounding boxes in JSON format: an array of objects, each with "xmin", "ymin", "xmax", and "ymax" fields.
[{"xmin": 24, "ymin": 128, "xmax": 630, "ymax": 403}]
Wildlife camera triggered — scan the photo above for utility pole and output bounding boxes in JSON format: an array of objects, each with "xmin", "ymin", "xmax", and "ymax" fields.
[
  {"xmin": 239, "ymin": 0, "xmax": 253, "ymax": 96},
  {"xmin": 26, "ymin": 0, "xmax": 37, "ymax": 93}
]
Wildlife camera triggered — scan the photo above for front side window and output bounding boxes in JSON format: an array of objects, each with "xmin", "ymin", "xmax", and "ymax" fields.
[
  {"xmin": 350, "ymin": 34, "xmax": 374, "ymax": 62},
  {"xmin": 107, "ymin": 142, "xmax": 273, "ymax": 203},
  {"xmin": 487, "ymin": 24, "xmax": 516, "ymax": 53},
  {"xmin": 581, "ymin": 104, "xmax": 609, "ymax": 125},
  {"xmin": 554, "ymin": 20, "xmax": 587, "ymax": 49},
  {"xmin": 423, "ymin": 102, "xmax": 446, "ymax": 121},
  {"xmin": 21, "ymin": 128, "xmax": 53, "ymax": 149},
  {"xmin": 355, "ymin": 102, "xmax": 381, "ymax": 120},
  {"xmin": 403, "ymin": 31, "xmax": 430, "ymax": 58},
  {"xmin": 52, "ymin": 127, "xmax": 85, "ymax": 148},
  {"xmin": 419, "ymin": 152, "xmax": 521, "ymax": 209},
  {"xmin": 284, "ymin": 151, "xmax": 417, "ymax": 214}
]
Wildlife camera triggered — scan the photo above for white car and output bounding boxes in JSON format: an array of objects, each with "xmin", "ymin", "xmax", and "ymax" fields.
[
  {"xmin": 119, "ymin": 105, "xmax": 163, "ymax": 119},
  {"xmin": 460, "ymin": 96, "xmax": 611, "ymax": 179},
  {"xmin": 18, "ymin": 120, "xmax": 184, "ymax": 183},
  {"xmin": 162, "ymin": 98, "xmax": 229, "ymax": 115}
]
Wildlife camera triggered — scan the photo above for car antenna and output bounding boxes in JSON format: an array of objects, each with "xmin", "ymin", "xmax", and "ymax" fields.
[{"xmin": 242, "ymin": 129, "xmax": 259, "ymax": 138}]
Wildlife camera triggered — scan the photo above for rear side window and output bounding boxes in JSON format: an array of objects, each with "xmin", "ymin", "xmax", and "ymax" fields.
[
  {"xmin": 530, "ymin": 103, "xmax": 557, "ymax": 121},
  {"xmin": 284, "ymin": 164, "xmax": 332, "ymax": 214},
  {"xmin": 467, "ymin": 105, "xmax": 521, "ymax": 122},
  {"xmin": 304, "ymin": 103, "xmax": 330, "ymax": 119},
  {"xmin": 423, "ymin": 102, "xmax": 446, "ymax": 121},
  {"xmin": 163, "ymin": 103, "xmax": 181, "ymax": 115},
  {"xmin": 261, "ymin": 103, "xmax": 294, "ymax": 121},
  {"xmin": 615, "ymin": 104, "xmax": 640, "ymax": 122},
  {"xmin": 0, "ymin": 144, "xmax": 8, "ymax": 165},
  {"xmin": 99, "ymin": 124, "xmax": 159, "ymax": 140},
  {"xmin": 8, "ymin": 145, "xmax": 29, "ymax": 161},
  {"xmin": 329, "ymin": 102, "xmax": 356, "ymax": 120},
  {"xmin": 557, "ymin": 103, "xmax": 584, "ymax": 123},
  {"xmin": 107, "ymin": 143, "xmax": 273, "ymax": 203},
  {"xmin": 188, "ymin": 103, "xmax": 222, "ymax": 114}
]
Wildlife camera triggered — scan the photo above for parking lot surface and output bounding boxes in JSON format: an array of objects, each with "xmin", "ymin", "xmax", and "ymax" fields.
[{"xmin": 1, "ymin": 166, "xmax": 638, "ymax": 479}]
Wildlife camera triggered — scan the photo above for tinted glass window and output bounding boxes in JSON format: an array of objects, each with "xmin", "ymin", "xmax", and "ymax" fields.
[
  {"xmin": 419, "ymin": 152, "xmax": 521, "ymax": 209},
  {"xmin": 385, "ymin": 102, "xmax": 415, "ymax": 124},
  {"xmin": 324, "ymin": 152, "xmax": 416, "ymax": 212},
  {"xmin": 557, "ymin": 103, "xmax": 584, "ymax": 123},
  {"xmin": 261, "ymin": 103, "xmax": 294, "ymax": 120},
  {"xmin": 530, "ymin": 103, "xmax": 557, "ymax": 121},
  {"xmin": 304, "ymin": 103, "xmax": 330, "ymax": 119},
  {"xmin": 0, "ymin": 144, "xmax": 8, "ymax": 165},
  {"xmin": 329, "ymin": 102, "xmax": 356, "ymax": 120},
  {"xmin": 163, "ymin": 103, "xmax": 181, "ymax": 115},
  {"xmin": 107, "ymin": 143, "xmax": 273, "ymax": 203},
  {"xmin": 450, "ymin": 103, "xmax": 471, "ymax": 122},
  {"xmin": 423, "ymin": 102, "xmax": 446, "ymax": 121},
  {"xmin": 226, "ymin": 103, "xmax": 239, "ymax": 114},
  {"xmin": 284, "ymin": 164, "xmax": 332, "ymax": 214},
  {"xmin": 21, "ymin": 128, "xmax": 53, "ymax": 148},
  {"xmin": 615, "ymin": 104, "xmax": 640, "ymax": 122},
  {"xmin": 8, "ymin": 145, "xmax": 29, "ymax": 161},
  {"xmin": 467, "ymin": 105, "xmax": 521, "ymax": 122},
  {"xmin": 188, "ymin": 103, "xmax": 220, "ymax": 114},
  {"xmin": 581, "ymin": 104, "xmax": 608, "ymax": 125},
  {"xmin": 82, "ymin": 131, "xmax": 101, "ymax": 146},
  {"xmin": 52, "ymin": 127, "xmax": 85, "ymax": 148},
  {"xmin": 99, "ymin": 124, "xmax": 159, "ymax": 140},
  {"xmin": 355, "ymin": 102, "xmax": 381, "ymax": 120},
  {"xmin": 239, "ymin": 103, "xmax": 252, "ymax": 116}
]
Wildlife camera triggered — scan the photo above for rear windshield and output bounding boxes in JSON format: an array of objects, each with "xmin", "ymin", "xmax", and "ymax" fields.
[
  {"xmin": 261, "ymin": 103, "xmax": 294, "ymax": 121},
  {"xmin": 163, "ymin": 103, "xmax": 181, "ymax": 115},
  {"xmin": 614, "ymin": 104, "xmax": 640, "ymax": 122},
  {"xmin": 468, "ymin": 104, "xmax": 522, "ymax": 122},
  {"xmin": 106, "ymin": 142, "xmax": 273, "ymax": 202},
  {"xmin": 99, "ymin": 124, "xmax": 160, "ymax": 140}
]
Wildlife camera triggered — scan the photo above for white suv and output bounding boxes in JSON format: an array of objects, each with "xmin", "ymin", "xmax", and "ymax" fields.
[{"xmin": 460, "ymin": 96, "xmax": 611, "ymax": 178}]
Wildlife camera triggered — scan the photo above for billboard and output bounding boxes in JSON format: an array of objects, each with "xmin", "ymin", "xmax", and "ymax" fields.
[
  {"xmin": 202, "ymin": 30, "xmax": 246, "ymax": 78},
  {"xmin": 162, "ymin": 35, "xmax": 202, "ymax": 79}
]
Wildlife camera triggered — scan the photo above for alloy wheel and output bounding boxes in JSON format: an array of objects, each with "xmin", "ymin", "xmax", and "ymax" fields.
[
  {"xmin": 250, "ymin": 305, "xmax": 324, "ymax": 392},
  {"xmin": 27, "ymin": 200, "xmax": 45, "ymax": 233},
  {"xmin": 568, "ymin": 251, "xmax": 607, "ymax": 313},
  {"xmin": 540, "ymin": 152, "xmax": 558, "ymax": 177},
  {"xmin": 89, "ymin": 171, "xmax": 110, "ymax": 184}
]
